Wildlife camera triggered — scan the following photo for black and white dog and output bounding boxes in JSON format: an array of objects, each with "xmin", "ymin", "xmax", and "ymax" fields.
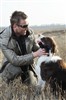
[{"xmin": 35, "ymin": 35, "xmax": 66, "ymax": 92}]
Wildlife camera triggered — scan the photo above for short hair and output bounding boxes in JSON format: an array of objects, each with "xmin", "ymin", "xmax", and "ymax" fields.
[{"xmin": 10, "ymin": 11, "xmax": 28, "ymax": 26}]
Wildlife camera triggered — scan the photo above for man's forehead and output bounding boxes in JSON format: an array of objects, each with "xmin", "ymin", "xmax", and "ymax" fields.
[{"xmin": 19, "ymin": 19, "xmax": 29, "ymax": 25}]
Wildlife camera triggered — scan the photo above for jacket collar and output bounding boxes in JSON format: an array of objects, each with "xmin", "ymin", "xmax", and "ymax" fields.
[{"xmin": 11, "ymin": 26, "xmax": 30, "ymax": 39}]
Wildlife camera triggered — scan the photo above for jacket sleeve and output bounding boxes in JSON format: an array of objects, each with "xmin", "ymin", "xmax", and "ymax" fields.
[{"xmin": 0, "ymin": 27, "xmax": 34, "ymax": 67}]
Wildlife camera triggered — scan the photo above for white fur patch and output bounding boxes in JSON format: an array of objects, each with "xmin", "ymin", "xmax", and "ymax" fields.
[
  {"xmin": 37, "ymin": 55, "xmax": 62, "ymax": 66},
  {"xmin": 51, "ymin": 56, "xmax": 62, "ymax": 62},
  {"xmin": 38, "ymin": 34, "xmax": 45, "ymax": 39},
  {"xmin": 35, "ymin": 61, "xmax": 45, "ymax": 86}
]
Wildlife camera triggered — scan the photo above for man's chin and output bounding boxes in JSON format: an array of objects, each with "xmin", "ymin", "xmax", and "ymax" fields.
[
  {"xmin": 21, "ymin": 31, "xmax": 26, "ymax": 35},
  {"xmin": 23, "ymin": 32, "xmax": 26, "ymax": 35}
]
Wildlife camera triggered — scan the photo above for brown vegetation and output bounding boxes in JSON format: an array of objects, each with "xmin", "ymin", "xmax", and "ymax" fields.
[{"xmin": 0, "ymin": 29, "xmax": 66, "ymax": 100}]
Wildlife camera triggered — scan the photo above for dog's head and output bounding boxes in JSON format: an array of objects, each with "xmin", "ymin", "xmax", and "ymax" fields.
[{"xmin": 37, "ymin": 35, "xmax": 57, "ymax": 54}]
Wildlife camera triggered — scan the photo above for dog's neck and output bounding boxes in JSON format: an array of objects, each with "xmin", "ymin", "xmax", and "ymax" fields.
[
  {"xmin": 37, "ymin": 55, "xmax": 62, "ymax": 66},
  {"xmin": 47, "ymin": 50, "xmax": 53, "ymax": 56}
]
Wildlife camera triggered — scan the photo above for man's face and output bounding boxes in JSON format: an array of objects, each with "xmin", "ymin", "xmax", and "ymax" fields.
[{"xmin": 14, "ymin": 19, "xmax": 28, "ymax": 36}]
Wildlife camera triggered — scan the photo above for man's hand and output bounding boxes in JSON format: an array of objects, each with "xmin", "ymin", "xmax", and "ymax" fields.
[{"xmin": 33, "ymin": 48, "xmax": 48, "ymax": 58}]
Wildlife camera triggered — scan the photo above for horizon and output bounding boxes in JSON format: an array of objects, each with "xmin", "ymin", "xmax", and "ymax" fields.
[
  {"xmin": 0, "ymin": 24, "xmax": 65, "ymax": 33},
  {"xmin": 0, "ymin": 24, "xmax": 66, "ymax": 28}
]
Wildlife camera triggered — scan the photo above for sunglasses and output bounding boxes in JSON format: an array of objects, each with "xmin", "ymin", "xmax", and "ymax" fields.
[{"xmin": 17, "ymin": 24, "xmax": 28, "ymax": 28}]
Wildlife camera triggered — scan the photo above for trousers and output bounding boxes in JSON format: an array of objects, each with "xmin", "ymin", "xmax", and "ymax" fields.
[{"xmin": 1, "ymin": 63, "xmax": 38, "ymax": 85}]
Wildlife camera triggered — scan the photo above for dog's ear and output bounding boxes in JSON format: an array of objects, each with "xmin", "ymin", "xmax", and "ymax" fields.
[
  {"xmin": 57, "ymin": 60, "xmax": 66, "ymax": 69},
  {"xmin": 48, "ymin": 37, "xmax": 58, "ymax": 54}
]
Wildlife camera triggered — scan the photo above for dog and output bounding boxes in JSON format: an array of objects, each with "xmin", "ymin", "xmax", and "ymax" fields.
[{"xmin": 35, "ymin": 35, "xmax": 66, "ymax": 93}]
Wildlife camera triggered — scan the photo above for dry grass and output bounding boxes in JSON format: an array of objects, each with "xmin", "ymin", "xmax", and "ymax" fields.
[
  {"xmin": 0, "ymin": 77, "xmax": 66, "ymax": 100},
  {"xmin": 0, "ymin": 30, "xmax": 66, "ymax": 100}
]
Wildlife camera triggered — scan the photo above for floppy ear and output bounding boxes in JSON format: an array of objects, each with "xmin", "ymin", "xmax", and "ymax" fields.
[
  {"xmin": 57, "ymin": 60, "xmax": 66, "ymax": 69},
  {"xmin": 49, "ymin": 37, "xmax": 58, "ymax": 54}
]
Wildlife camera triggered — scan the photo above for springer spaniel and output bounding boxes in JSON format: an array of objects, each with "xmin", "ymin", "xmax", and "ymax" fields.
[{"xmin": 35, "ymin": 35, "xmax": 66, "ymax": 92}]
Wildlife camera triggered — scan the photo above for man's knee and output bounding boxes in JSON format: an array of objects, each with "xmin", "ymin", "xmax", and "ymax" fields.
[
  {"xmin": 29, "ymin": 70, "xmax": 38, "ymax": 86},
  {"xmin": 1, "ymin": 63, "xmax": 22, "ymax": 83}
]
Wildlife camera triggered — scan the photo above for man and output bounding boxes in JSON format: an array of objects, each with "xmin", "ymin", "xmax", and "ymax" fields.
[{"xmin": 0, "ymin": 11, "xmax": 46, "ymax": 85}]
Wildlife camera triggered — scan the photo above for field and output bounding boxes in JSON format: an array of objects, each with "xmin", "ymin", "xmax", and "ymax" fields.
[{"xmin": 0, "ymin": 28, "xmax": 66, "ymax": 100}]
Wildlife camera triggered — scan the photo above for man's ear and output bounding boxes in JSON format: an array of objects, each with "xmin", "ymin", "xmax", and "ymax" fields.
[
  {"xmin": 13, "ymin": 23, "xmax": 17, "ymax": 28},
  {"xmin": 13, "ymin": 24, "xmax": 18, "ymax": 32}
]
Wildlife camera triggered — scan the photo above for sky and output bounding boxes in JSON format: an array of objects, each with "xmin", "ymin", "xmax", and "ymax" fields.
[{"xmin": 0, "ymin": 0, "xmax": 66, "ymax": 27}]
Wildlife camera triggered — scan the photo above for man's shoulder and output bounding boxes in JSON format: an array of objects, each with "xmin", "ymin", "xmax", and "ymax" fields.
[
  {"xmin": 0, "ymin": 26, "xmax": 12, "ymax": 36},
  {"xmin": 4, "ymin": 26, "xmax": 12, "ymax": 33}
]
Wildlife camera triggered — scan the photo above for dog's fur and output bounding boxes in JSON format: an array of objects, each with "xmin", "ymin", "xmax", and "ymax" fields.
[{"xmin": 35, "ymin": 35, "xmax": 66, "ymax": 92}]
